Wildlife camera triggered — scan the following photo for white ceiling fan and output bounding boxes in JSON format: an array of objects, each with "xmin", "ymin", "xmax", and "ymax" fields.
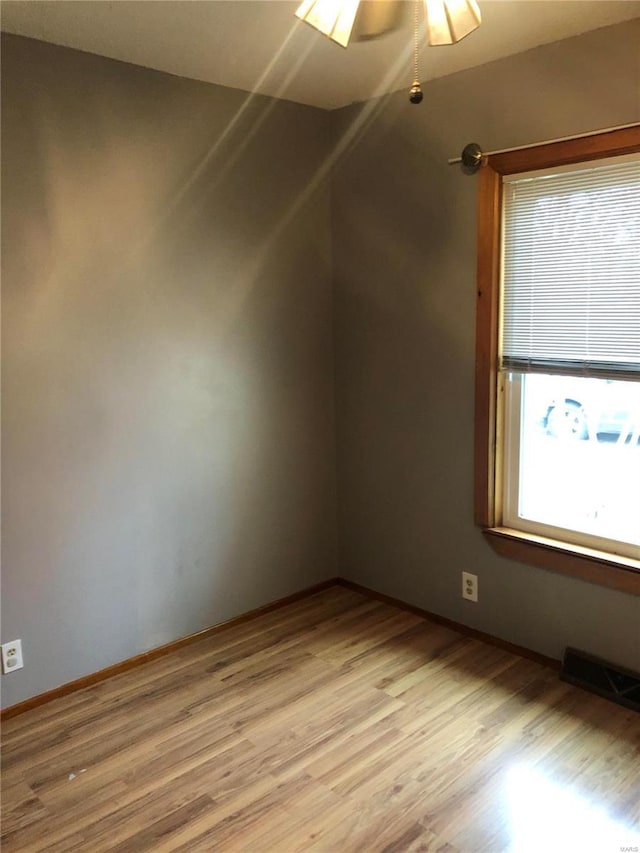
[
  {"xmin": 295, "ymin": 0, "xmax": 481, "ymax": 103},
  {"xmin": 295, "ymin": 0, "xmax": 482, "ymax": 49}
]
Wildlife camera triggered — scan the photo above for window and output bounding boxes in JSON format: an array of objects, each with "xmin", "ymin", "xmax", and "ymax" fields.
[{"xmin": 474, "ymin": 127, "xmax": 640, "ymax": 594}]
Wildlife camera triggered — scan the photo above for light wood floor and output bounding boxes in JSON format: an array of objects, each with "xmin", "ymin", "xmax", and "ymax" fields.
[{"xmin": 2, "ymin": 585, "xmax": 639, "ymax": 852}]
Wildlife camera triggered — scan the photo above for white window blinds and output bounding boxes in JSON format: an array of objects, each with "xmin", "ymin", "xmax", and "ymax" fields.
[{"xmin": 501, "ymin": 156, "xmax": 640, "ymax": 380}]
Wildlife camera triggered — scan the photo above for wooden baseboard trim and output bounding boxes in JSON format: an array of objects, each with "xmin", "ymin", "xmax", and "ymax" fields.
[
  {"xmin": 335, "ymin": 578, "xmax": 561, "ymax": 671},
  {"xmin": 0, "ymin": 578, "xmax": 339, "ymax": 720},
  {"xmin": 1, "ymin": 575, "xmax": 560, "ymax": 719}
]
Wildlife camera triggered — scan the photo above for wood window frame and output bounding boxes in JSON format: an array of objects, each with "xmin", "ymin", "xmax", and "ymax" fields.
[{"xmin": 474, "ymin": 125, "xmax": 640, "ymax": 596}]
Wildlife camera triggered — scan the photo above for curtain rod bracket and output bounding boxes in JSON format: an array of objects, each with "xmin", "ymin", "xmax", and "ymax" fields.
[{"xmin": 460, "ymin": 142, "xmax": 483, "ymax": 172}]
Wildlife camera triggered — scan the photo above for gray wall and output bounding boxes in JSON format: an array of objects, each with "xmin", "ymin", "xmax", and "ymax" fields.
[
  {"xmin": 1, "ymin": 34, "xmax": 337, "ymax": 708},
  {"xmin": 332, "ymin": 20, "xmax": 640, "ymax": 671},
  {"xmin": 2, "ymin": 21, "xmax": 639, "ymax": 710}
]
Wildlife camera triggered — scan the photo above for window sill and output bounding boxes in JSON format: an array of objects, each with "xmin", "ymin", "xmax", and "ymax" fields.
[{"xmin": 483, "ymin": 527, "xmax": 640, "ymax": 595}]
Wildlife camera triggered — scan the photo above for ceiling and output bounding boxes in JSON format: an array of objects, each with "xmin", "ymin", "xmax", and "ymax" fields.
[{"xmin": 2, "ymin": 1, "xmax": 639, "ymax": 110}]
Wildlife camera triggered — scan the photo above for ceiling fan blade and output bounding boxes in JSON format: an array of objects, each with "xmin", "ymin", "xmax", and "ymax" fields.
[
  {"xmin": 424, "ymin": 0, "xmax": 481, "ymax": 45},
  {"xmin": 295, "ymin": 0, "xmax": 361, "ymax": 48},
  {"xmin": 352, "ymin": 0, "xmax": 406, "ymax": 42}
]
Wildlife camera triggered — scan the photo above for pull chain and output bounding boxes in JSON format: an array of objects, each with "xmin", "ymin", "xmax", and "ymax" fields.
[{"xmin": 409, "ymin": 0, "xmax": 423, "ymax": 104}]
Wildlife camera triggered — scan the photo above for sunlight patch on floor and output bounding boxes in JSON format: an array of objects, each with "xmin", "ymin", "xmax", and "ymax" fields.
[{"xmin": 506, "ymin": 764, "xmax": 640, "ymax": 853}]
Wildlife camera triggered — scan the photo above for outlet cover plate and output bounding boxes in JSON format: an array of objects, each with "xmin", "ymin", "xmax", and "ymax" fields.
[
  {"xmin": 1, "ymin": 639, "xmax": 24, "ymax": 674},
  {"xmin": 462, "ymin": 572, "xmax": 478, "ymax": 603}
]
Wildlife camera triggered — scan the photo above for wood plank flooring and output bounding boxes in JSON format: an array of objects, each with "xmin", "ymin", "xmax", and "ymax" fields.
[{"xmin": 2, "ymin": 585, "xmax": 639, "ymax": 852}]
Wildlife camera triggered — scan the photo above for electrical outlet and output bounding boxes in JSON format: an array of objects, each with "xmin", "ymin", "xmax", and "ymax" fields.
[
  {"xmin": 1, "ymin": 639, "xmax": 24, "ymax": 674},
  {"xmin": 462, "ymin": 572, "xmax": 478, "ymax": 603}
]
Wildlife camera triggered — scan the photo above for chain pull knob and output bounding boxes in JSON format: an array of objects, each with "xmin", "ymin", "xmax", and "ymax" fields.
[{"xmin": 409, "ymin": 82, "xmax": 423, "ymax": 104}]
